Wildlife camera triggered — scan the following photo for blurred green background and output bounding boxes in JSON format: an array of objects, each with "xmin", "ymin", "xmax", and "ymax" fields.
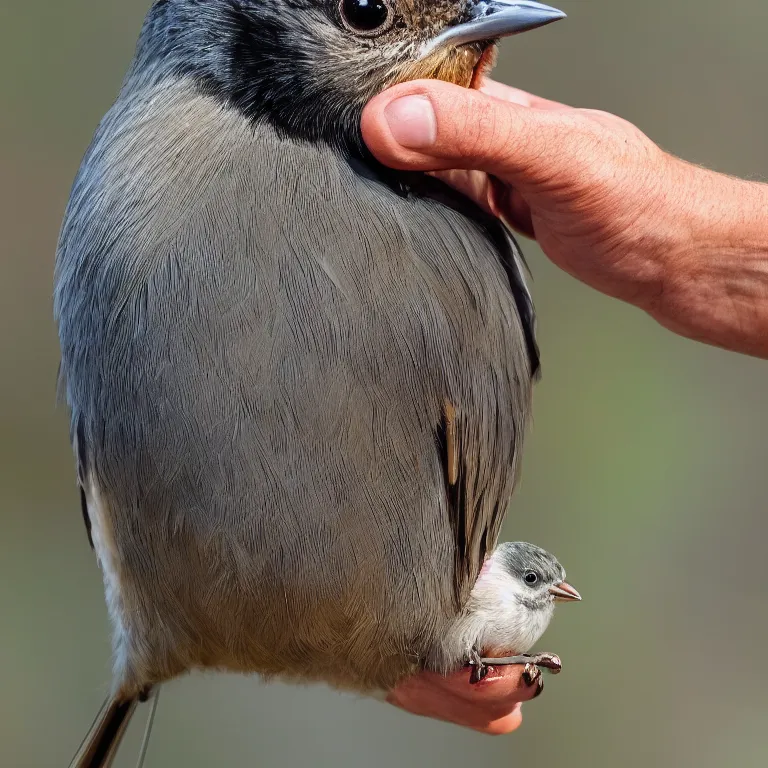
[{"xmin": 2, "ymin": 1, "xmax": 768, "ymax": 766}]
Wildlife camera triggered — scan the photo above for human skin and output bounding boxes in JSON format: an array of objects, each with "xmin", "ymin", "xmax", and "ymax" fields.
[
  {"xmin": 362, "ymin": 78, "xmax": 768, "ymax": 359},
  {"xmin": 387, "ymin": 664, "xmax": 541, "ymax": 735},
  {"xmin": 365, "ymin": 78, "xmax": 768, "ymax": 731}
]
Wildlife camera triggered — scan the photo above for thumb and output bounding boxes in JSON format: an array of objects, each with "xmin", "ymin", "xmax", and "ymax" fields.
[{"xmin": 361, "ymin": 79, "xmax": 577, "ymax": 193}]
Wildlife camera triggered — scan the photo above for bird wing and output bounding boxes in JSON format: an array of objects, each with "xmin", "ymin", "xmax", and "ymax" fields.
[{"xmin": 406, "ymin": 175, "xmax": 539, "ymax": 606}]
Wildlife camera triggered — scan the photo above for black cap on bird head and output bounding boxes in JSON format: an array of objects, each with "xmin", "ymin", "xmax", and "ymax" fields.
[{"xmin": 147, "ymin": 0, "xmax": 564, "ymax": 152}]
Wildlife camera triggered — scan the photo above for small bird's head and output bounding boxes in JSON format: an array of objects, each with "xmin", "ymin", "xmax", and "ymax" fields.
[
  {"xmin": 146, "ymin": 0, "xmax": 564, "ymax": 151},
  {"xmin": 461, "ymin": 541, "xmax": 580, "ymax": 658}
]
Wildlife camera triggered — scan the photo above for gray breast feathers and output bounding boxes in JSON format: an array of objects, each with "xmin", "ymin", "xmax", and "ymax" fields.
[{"xmin": 55, "ymin": 77, "xmax": 536, "ymax": 694}]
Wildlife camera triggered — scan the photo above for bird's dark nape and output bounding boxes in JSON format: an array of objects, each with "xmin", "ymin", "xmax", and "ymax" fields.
[
  {"xmin": 218, "ymin": 2, "xmax": 370, "ymax": 154},
  {"xmin": 130, "ymin": 1, "xmax": 364, "ymax": 151}
]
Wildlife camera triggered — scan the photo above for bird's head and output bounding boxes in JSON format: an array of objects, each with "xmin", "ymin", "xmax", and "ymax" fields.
[
  {"xmin": 465, "ymin": 541, "xmax": 580, "ymax": 656},
  {"xmin": 147, "ymin": 0, "xmax": 564, "ymax": 152}
]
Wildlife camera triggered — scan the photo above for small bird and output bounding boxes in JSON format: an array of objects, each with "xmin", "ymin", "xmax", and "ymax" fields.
[
  {"xmin": 449, "ymin": 542, "xmax": 580, "ymax": 678},
  {"xmin": 56, "ymin": 0, "xmax": 571, "ymax": 765}
]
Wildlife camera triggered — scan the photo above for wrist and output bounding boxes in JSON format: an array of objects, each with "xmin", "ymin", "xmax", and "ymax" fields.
[{"xmin": 645, "ymin": 162, "xmax": 768, "ymax": 357}]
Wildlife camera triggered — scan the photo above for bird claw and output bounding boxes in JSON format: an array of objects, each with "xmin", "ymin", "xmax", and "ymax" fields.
[
  {"xmin": 467, "ymin": 650, "xmax": 562, "ymax": 684},
  {"xmin": 481, "ymin": 651, "xmax": 562, "ymax": 674},
  {"xmin": 522, "ymin": 651, "xmax": 562, "ymax": 674},
  {"xmin": 522, "ymin": 663, "xmax": 546, "ymax": 697},
  {"xmin": 467, "ymin": 649, "xmax": 490, "ymax": 684}
]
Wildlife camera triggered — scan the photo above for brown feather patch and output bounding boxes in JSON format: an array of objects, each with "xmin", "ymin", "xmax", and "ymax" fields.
[{"xmin": 389, "ymin": 43, "xmax": 495, "ymax": 89}]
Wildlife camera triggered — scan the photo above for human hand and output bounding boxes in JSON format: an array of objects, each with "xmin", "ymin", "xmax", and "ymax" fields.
[
  {"xmin": 387, "ymin": 663, "xmax": 545, "ymax": 735},
  {"xmin": 361, "ymin": 79, "xmax": 768, "ymax": 358},
  {"xmin": 361, "ymin": 78, "xmax": 688, "ymax": 310}
]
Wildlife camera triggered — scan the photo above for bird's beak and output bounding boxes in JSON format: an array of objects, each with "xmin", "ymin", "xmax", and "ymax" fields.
[
  {"xmin": 548, "ymin": 581, "xmax": 582, "ymax": 602},
  {"xmin": 420, "ymin": 0, "xmax": 566, "ymax": 58}
]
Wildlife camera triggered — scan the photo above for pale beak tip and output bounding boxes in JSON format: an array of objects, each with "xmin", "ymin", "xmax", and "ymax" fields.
[
  {"xmin": 549, "ymin": 581, "xmax": 582, "ymax": 602},
  {"xmin": 532, "ymin": 6, "xmax": 567, "ymax": 25}
]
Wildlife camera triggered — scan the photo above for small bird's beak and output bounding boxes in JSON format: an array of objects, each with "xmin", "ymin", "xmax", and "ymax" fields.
[
  {"xmin": 548, "ymin": 581, "xmax": 582, "ymax": 602},
  {"xmin": 420, "ymin": 1, "xmax": 566, "ymax": 58}
]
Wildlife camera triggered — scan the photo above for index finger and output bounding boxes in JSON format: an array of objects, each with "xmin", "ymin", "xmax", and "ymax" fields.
[{"xmin": 480, "ymin": 79, "xmax": 571, "ymax": 111}]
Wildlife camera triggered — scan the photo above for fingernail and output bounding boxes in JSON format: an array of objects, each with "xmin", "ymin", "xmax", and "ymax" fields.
[{"xmin": 384, "ymin": 96, "xmax": 437, "ymax": 149}]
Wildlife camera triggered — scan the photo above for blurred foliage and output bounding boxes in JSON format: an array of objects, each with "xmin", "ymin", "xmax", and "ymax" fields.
[{"xmin": 1, "ymin": 1, "xmax": 767, "ymax": 766}]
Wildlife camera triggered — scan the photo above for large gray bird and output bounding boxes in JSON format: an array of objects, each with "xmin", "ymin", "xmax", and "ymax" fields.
[{"xmin": 56, "ymin": 0, "xmax": 571, "ymax": 764}]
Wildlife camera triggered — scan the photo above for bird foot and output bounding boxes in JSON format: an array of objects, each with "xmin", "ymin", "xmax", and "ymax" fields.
[
  {"xmin": 467, "ymin": 649, "xmax": 489, "ymax": 684},
  {"xmin": 467, "ymin": 650, "xmax": 562, "ymax": 685}
]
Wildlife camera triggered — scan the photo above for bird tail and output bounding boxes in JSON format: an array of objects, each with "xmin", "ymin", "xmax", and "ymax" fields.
[{"xmin": 68, "ymin": 694, "xmax": 138, "ymax": 768}]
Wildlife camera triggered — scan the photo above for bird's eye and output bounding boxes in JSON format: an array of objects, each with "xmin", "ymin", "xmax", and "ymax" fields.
[
  {"xmin": 339, "ymin": 0, "xmax": 393, "ymax": 36},
  {"xmin": 524, "ymin": 571, "xmax": 539, "ymax": 586}
]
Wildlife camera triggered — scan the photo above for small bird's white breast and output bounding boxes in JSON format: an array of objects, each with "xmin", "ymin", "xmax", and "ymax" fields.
[{"xmin": 432, "ymin": 554, "xmax": 557, "ymax": 671}]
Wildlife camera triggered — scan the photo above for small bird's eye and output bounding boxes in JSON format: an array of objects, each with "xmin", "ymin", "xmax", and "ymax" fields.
[
  {"xmin": 339, "ymin": 0, "xmax": 393, "ymax": 36},
  {"xmin": 524, "ymin": 571, "xmax": 539, "ymax": 585}
]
